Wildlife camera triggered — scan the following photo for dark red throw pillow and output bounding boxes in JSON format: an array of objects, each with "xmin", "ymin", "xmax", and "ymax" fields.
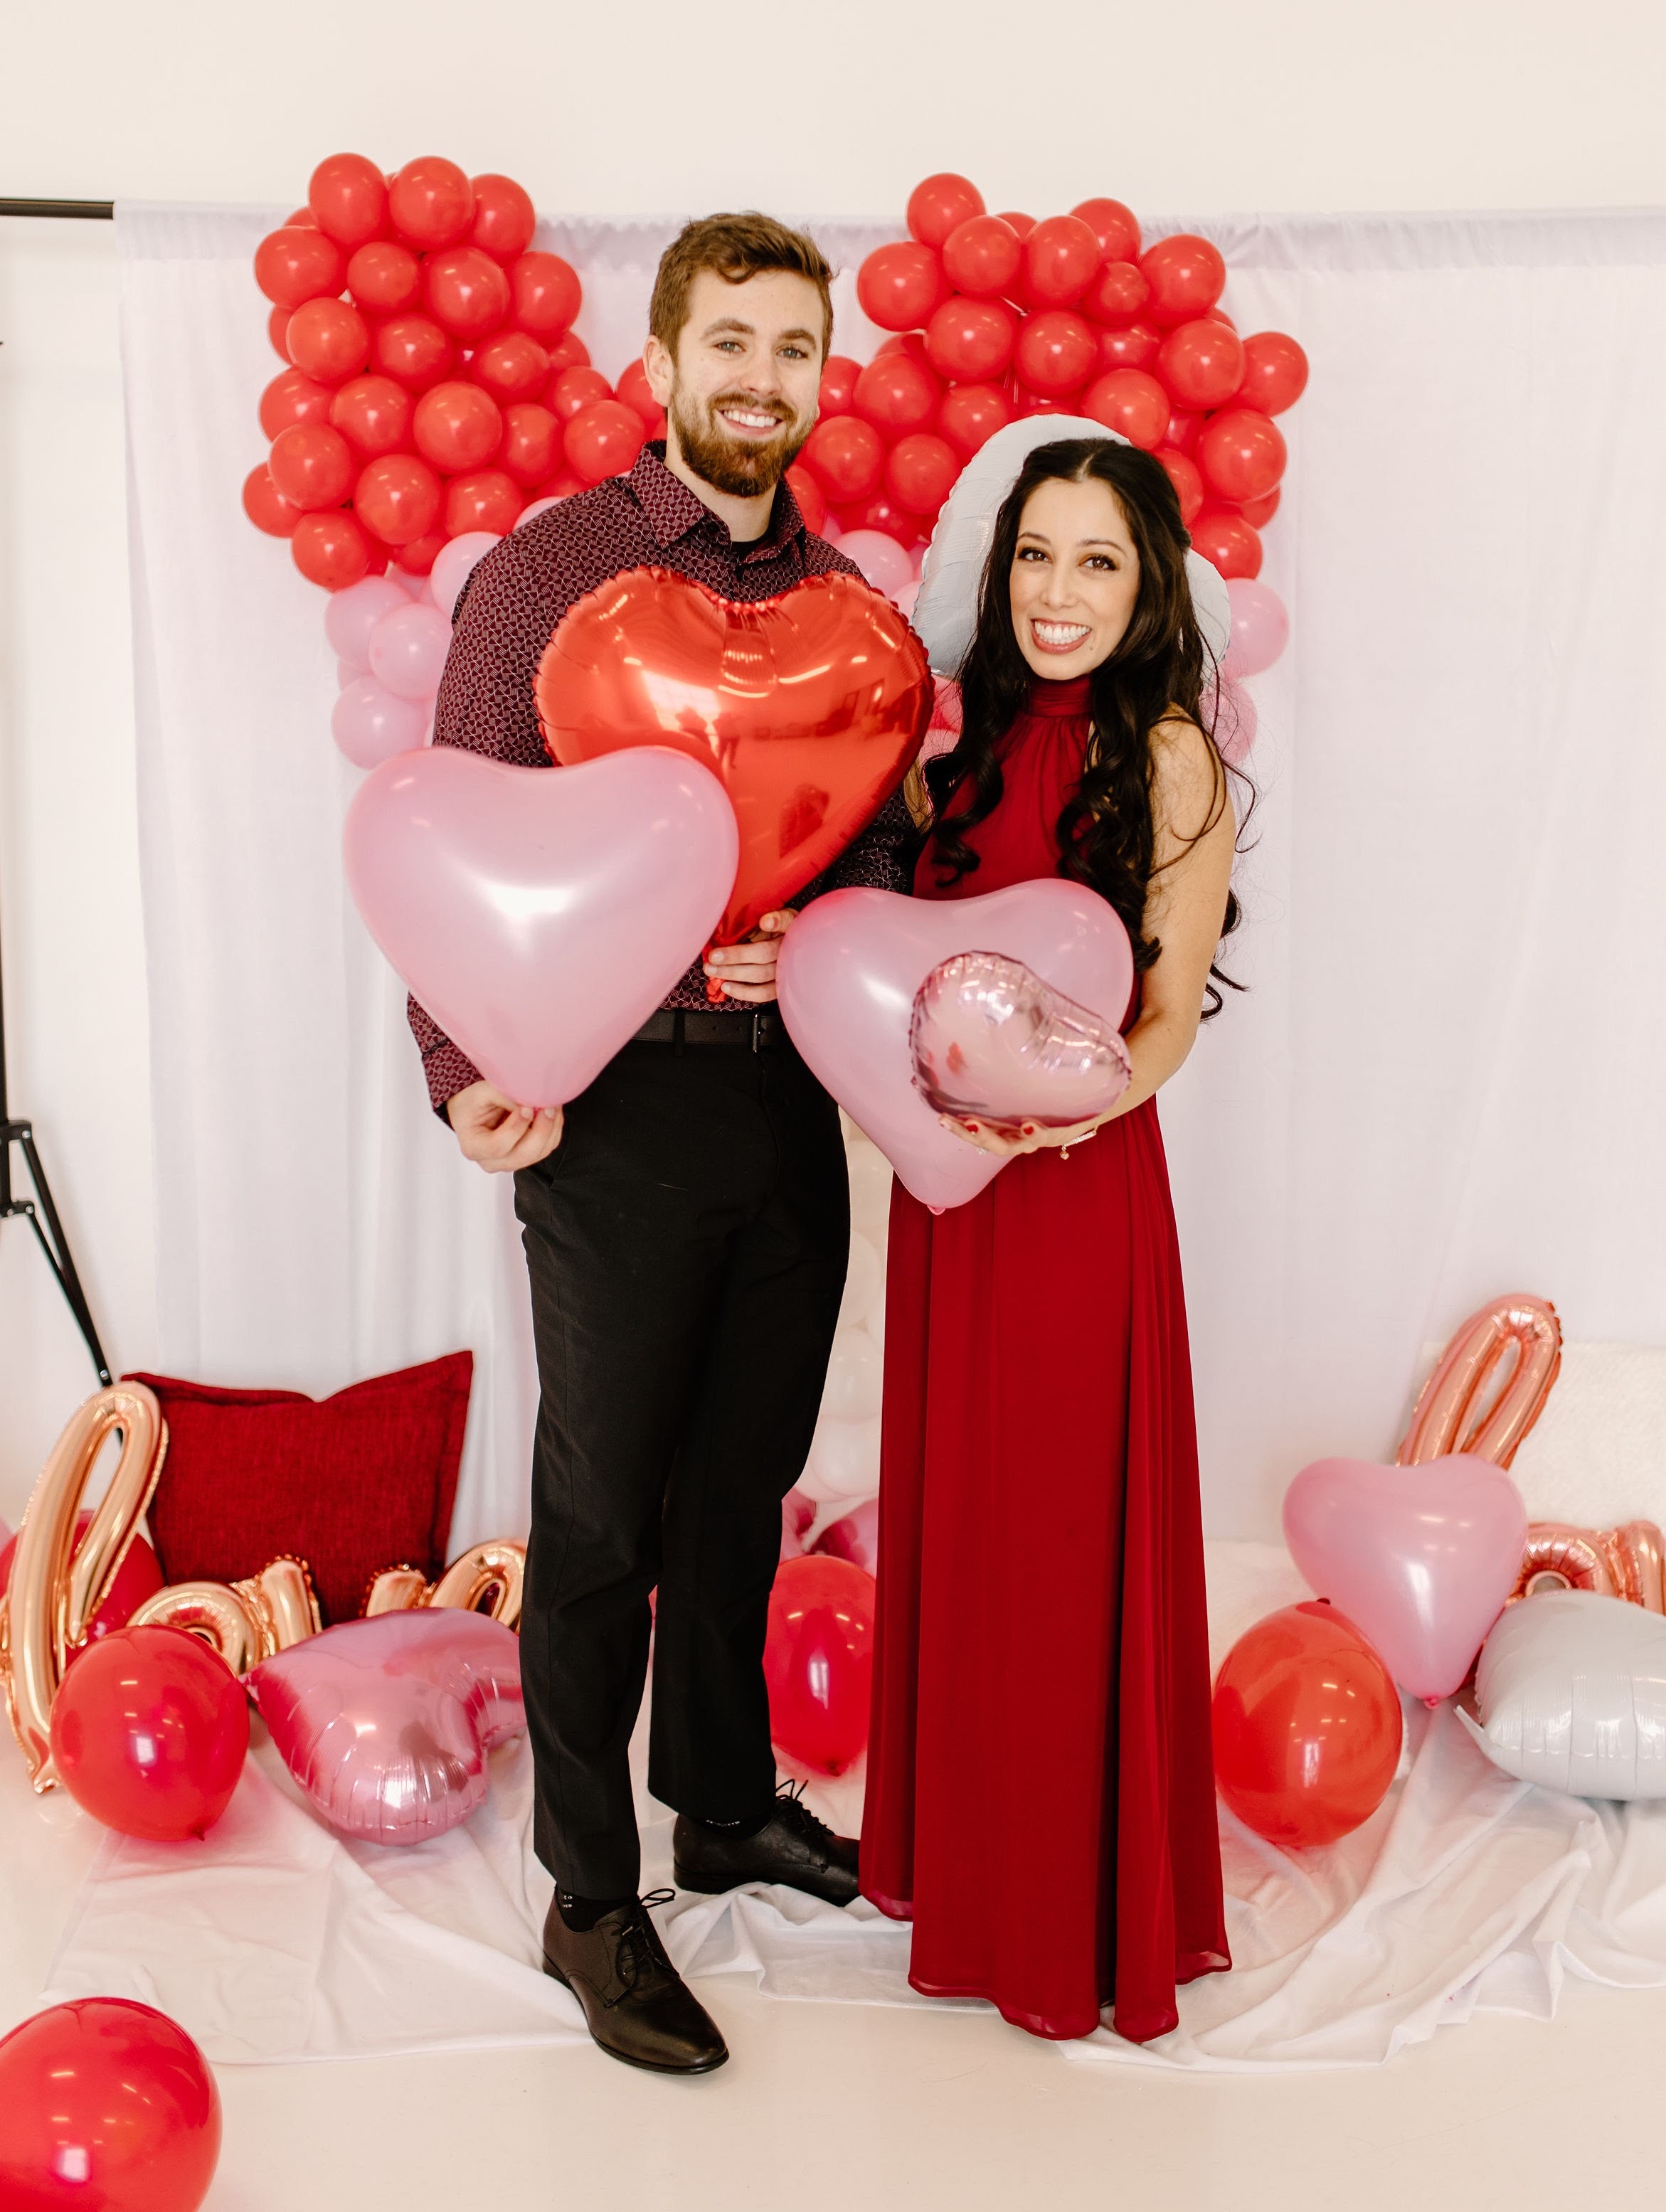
[{"xmin": 131, "ymin": 1354, "xmax": 473, "ymax": 1627}]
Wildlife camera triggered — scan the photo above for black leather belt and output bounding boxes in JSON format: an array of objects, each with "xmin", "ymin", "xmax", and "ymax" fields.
[{"xmin": 630, "ymin": 1007, "xmax": 787, "ymax": 1051}]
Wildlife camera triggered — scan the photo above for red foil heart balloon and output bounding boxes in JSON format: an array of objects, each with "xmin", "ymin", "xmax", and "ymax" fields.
[{"xmin": 534, "ymin": 566, "xmax": 930, "ymax": 942}]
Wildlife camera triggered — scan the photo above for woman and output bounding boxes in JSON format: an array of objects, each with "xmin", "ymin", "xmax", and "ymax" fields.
[{"xmin": 861, "ymin": 437, "xmax": 1238, "ymax": 2043}]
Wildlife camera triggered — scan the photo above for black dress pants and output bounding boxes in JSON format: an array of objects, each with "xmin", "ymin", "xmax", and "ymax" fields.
[{"xmin": 512, "ymin": 1030, "xmax": 849, "ymax": 1898}]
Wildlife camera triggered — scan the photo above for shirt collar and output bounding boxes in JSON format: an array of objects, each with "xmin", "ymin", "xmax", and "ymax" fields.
[{"xmin": 626, "ymin": 442, "xmax": 807, "ymax": 570}]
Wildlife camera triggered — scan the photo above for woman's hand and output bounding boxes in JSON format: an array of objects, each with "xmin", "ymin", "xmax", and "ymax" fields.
[
  {"xmin": 704, "ymin": 910, "xmax": 795, "ymax": 1004},
  {"xmin": 447, "ymin": 1081, "xmax": 564, "ymax": 1173},
  {"xmin": 940, "ymin": 1113, "xmax": 1105, "ymax": 1158}
]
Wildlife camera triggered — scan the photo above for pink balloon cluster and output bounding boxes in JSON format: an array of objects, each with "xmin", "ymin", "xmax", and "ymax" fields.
[{"xmin": 327, "ymin": 531, "xmax": 511, "ymax": 767}]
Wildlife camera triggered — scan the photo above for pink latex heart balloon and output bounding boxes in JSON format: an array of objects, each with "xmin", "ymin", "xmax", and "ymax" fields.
[
  {"xmin": 247, "ymin": 1610, "xmax": 525, "ymax": 1847},
  {"xmin": 1283, "ymin": 1455, "xmax": 1528, "ymax": 1702},
  {"xmin": 911, "ymin": 950, "xmax": 1132, "ymax": 1134},
  {"xmin": 776, "ymin": 881, "xmax": 1134, "ymax": 1209},
  {"xmin": 344, "ymin": 745, "xmax": 739, "ymax": 1107}
]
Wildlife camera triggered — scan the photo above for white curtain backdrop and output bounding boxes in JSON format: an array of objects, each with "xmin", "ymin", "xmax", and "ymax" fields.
[{"xmin": 119, "ymin": 204, "xmax": 1666, "ymax": 1549}]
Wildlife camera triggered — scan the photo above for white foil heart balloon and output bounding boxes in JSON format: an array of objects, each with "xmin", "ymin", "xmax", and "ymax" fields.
[
  {"xmin": 1464, "ymin": 1587, "xmax": 1666, "ymax": 1798},
  {"xmin": 344, "ymin": 745, "xmax": 739, "ymax": 1107},
  {"xmin": 1283, "ymin": 1454, "xmax": 1529, "ymax": 1702},
  {"xmin": 776, "ymin": 880, "xmax": 1135, "ymax": 1209}
]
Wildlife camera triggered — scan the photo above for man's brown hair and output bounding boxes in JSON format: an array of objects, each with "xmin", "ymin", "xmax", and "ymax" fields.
[{"xmin": 649, "ymin": 213, "xmax": 834, "ymax": 362}]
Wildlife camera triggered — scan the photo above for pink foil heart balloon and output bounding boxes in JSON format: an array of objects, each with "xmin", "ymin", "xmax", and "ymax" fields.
[
  {"xmin": 1282, "ymin": 1455, "xmax": 1529, "ymax": 1702},
  {"xmin": 247, "ymin": 1610, "xmax": 524, "ymax": 1846},
  {"xmin": 344, "ymin": 745, "xmax": 739, "ymax": 1107},
  {"xmin": 776, "ymin": 881, "xmax": 1135, "ymax": 1209},
  {"xmin": 911, "ymin": 950, "xmax": 1133, "ymax": 1133}
]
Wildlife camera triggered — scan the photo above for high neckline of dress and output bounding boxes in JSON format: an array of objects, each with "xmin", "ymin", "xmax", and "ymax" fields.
[{"xmin": 1023, "ymin": 674, "xmax": 1093, "ymax": 718}]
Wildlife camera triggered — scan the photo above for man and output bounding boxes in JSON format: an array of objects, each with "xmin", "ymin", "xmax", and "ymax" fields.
[{"xmin": 410, "ymin": 213, "xmax": 911, "ymax": 2075}]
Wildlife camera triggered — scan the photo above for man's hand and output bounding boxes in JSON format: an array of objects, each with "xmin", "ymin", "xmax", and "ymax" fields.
[
  {"xmin": 447, "ymin": 1082, "xmax": 564, "ymax": 1174},
  {"xmin": 704, "ymin": 910, "xmax": 795, "ymax": 1004}
]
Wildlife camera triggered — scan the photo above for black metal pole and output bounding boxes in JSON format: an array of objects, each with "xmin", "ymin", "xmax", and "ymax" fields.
[{"xmin": 0, "ymin": 201, "xmax": 114, "ymax": 220}]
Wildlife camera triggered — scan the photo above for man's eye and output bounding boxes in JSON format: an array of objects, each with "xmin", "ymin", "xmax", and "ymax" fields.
[{"xmin": 781, "ymin": 345, "xmax": 808, "ymax": 360}]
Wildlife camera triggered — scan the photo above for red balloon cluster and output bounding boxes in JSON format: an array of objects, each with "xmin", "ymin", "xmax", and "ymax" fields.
[
  {"xmin": 805, "ymin": 173, "xmax": 1308, "ymax": 581},
  {"xmin": 246, "ymin": 154, "xmax": 665, "ymax": 590}
]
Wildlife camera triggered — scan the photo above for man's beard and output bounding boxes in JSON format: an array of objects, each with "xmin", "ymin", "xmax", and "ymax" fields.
[{"xmin": 669, "ymin": 385, "xmax": 810, "ymax": 499}]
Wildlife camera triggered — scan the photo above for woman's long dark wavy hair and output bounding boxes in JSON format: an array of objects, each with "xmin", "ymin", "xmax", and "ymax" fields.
[{"xmin": 923, "ymin": 438, "xmax": 1251, "ymax": 1016}]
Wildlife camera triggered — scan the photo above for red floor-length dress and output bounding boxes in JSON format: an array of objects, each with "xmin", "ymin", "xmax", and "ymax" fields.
[{"xmin": 861, "ymin": 673, "xmax": 1229, "ymax": 2043}]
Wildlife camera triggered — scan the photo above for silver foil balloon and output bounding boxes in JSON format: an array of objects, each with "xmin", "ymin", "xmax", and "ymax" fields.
[
  {"xmin": 247, "ymin": 1609, "xmax": 524, "ymax": 1847},
  {"xmin": 910, "ymin": 950, "xmax": 1133, "ymax": 1134}
]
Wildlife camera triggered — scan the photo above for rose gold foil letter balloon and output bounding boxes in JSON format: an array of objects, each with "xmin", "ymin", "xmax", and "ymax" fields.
[
  {"xmin": 910, "ymin": 950, "xmax": 1132, "ymax": 1133},
  {"xmin": 1396, "ymin": 1294, "xmax": 1561, "ymax": 1468}
]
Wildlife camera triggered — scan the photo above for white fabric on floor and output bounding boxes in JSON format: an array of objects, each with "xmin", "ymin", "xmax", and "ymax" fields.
[{"xmin": 42, "ymin": 1542, "xmax": 1666, "ymax": 2070}]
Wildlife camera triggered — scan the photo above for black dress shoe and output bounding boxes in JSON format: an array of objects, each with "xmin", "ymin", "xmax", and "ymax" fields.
[
  {"xmin": 541, "ymin": 1890, "xmax": 728, "ymax": 2074},
  {"xmin": 673, "ymin": 1782, "xmax": 861, "ymax": 1907}
]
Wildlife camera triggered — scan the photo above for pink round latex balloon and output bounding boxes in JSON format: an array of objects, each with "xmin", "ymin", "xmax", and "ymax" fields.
[
  {"xmin": 367, "ymin": 600, "xmax": 453, "ymax": 701},
  {"xmin": 324, "ymin": 574, "xmax": 408, "ymax": 672},
  {"xmin": 1283, "ymin": 1453, "xmax": 1528, "ymax": 1702},
  {"xmin": 429, "ymin": 530, "xmax": 500, "ymax": 622},
  {"xmin": 344, "ymin": 744, "xmax": 740, "ymax": 1106},
  {"xmin": 777, "ymin": 879, "xmax": 1134, "ymax": 1210},
  {"xmin": 332, "ymin": 676, "xmax": 430, "ymax": 768},
  {"xmin": 248, "ymin": 1610, "xmax": 524, "ymax": 1847},
  {"xmin": 837, "ymin": 528, "xmax": 915, "ymax": 600},
  {"xmin": 815, "ymin": 1496, "xmax": 879, "ymax": 1575},
  {"xmin": 1207, "ymin": 672, "xmax": 1257, "ymax": 766},
  {"xmin": 1222, "ymin": 577, "xmax": 1289, "ymax": 679},
  {"xmin": 514, "ymin": 496, "xmax": 561, "ymax": 529}
]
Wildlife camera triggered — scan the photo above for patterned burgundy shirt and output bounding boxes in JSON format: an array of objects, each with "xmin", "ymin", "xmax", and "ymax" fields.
[{"xmin": 408, "ymin": 444, "xmax": 916, "ymax": 1113}]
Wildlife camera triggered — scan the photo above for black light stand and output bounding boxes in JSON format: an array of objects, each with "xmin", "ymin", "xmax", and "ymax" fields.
[{"xmin": 1, "ymin": 192, "xmax": 115, "ymax": 1384}]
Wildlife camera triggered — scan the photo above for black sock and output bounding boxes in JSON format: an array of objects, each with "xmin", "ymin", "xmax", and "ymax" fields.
[
  {"xmin": 690, "ymin": 1804, "xmax": 775, "ymax": 1841},
  {"xmin": 558, "ymin": 1890, "xmax": 633, "ymax": 1932}
]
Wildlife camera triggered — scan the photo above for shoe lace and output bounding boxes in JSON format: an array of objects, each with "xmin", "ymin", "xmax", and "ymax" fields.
[
  {"xmin": 613, "ymin": 1891, "xmax": 677, "ymax": 1997},
  {"xmin": 770, "ymin": 1778, "xmax": 838, "ymax": 1849}
]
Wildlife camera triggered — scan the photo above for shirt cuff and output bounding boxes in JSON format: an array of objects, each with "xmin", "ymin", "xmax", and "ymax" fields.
[{"xmin": 423, "ymin": 1041, "xmax": 484, "ymax": 1120}]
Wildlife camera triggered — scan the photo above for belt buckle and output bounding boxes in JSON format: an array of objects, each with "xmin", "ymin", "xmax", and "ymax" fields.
[{"xmin": 750, "ymin": 1010, "xmax": 765, "ymax": 1053}]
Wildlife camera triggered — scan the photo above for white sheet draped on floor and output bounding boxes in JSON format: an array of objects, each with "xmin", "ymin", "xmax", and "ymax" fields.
[
  {"xmin": 119, "ymin": 203, "xmax": 1666, "ymax": 1550},
  {"xmin": 41, "ymin": 1544, "xmax": 1666, "ymax": 2071}
]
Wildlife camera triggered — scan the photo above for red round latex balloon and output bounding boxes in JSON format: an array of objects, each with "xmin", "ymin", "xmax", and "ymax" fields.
[
  {"xmin": 509, "ymin": 250, "xmax": 582, "ymax": 341},
  {"xmin": 51, "ymin": 1625, "xmax": 249, "ymax": 1841},
  {"xmin": 1239, "ymin": 329, "xmax": 1309, "ymax": 415},
  {"xmin": 308, "ymin": 151, "xmax": 387, "ymax": 249},
  {"xmin": 878, "ymin": 331, "xmax": 932, "ymax": 367},
  {"xmin": 1012, "ymin": 390, "xmax": 1074, "ymax": 419},
  {"xmin": 785, "ymin": 462, "xmax": 827, "ymax": 533},
  {"xmin": 1189, "ymin": 504, "xmax": 1263, "ymax": 579},
  {"xmin": 354, "ymin": 452, "xmax": 443, "ymax": 545},
  {"xmin": 1164, "ymin": 408, "xmax": 1199, "ymax": 453},
  {"xmin": 329, "ymin": 373, "xmax": 413, "ymax": 457},
  {"xmin": 1098, "ymin": 321, "xmax": 1160, "ymax": 372},
  {"xmin": 1157, "ymin": 317, "xmax": 1246, "ymax": 410},
  {"xmin": 1083, "ymin": 367, "xmax": 1169, "ymax": 450},
  {"xmin": 545, "ymin": 329, "xmax": 590, "ymax": 376},
  {"xmin": 413, "ymin": 379, "xmax": 504, "ymax": 472},
  {"xmin": 763, "ymin": 1556, "xmax": 876, "ymax": 1777},
  {"xmin": 886, "ymin": 432, "xmax": 959, "ymax": 516},
  {"xmin": 258, "ymin": 366, "xmax": 333, "ymax": 440},
  {"xmin": 923, "ymin": 295, "xmax": 1016, "ymax": 383},
  {"xmin": 267, "ymin": 304, "xmax": 292, "ymax": 360},
  {"xmin": 614, "ymin": 358, "xmax": 666, "ymax": 432},
  {"xmin": 425, "ymin": 244, "xmax": 511, "ymax": 340},
  {"xmin": 1071, "ymin": 197, "xmax": 1141, "ymax": 262},
  {"xmin": 268, "ymin": 421, "xmax": 354, "ymax": 511},
  {"xmin": 471, "ymin": 330, "xmax": 551, "ymax": 403},
  {"xmin": 469, "ymin": 172, "xmax": 536, "ymax": 262},
  {"xmin": 253, "ymin": 225, "xmax": 344, "ymax": 309},
  {"xmin": 818, "ymin": 355, "xmax": 861, "ymax": 417},
  {"xmin": 1139, "ymin": 233, "xmax": 1227, "ymax": 327},
  {"xmin": 1211, "ymin": 1602, "xmax": 1402, "ymax": 1846},
  {"xmin": 1156, "ymin": 446, "xmax": 1204, "ymax": 524},
  {"xmin": 0, "ymin": 1997, "xmax": 221, "ymax": 2212},
  {"xmin": 295, "ymin": 510, "xmax": 372, "ymax": 589},
  {"xmin": 394, "ymin": 528, "xmax": 447, "ymax": 576},
  {"xmin": 1083, "ymin": 259, "xmax": 1152, "ymax": 329},
  {"xmin": 371, "ymin": 313, "xmax": 454, "ymax": 391},
  {"xmin": 285, "ymin": 208, "xmax": 315, "ymax": 228},
  {"xmin": 801, "ymin": 414, "xmax": 886, "ymax": 503},
  {"xmin": 242, "ymin": 462, "xmax": 300, "ymax": 538},
  {"xmin": 444, "ymin": 469, "xmax": 523, "ymax": 536},
  {"xmin": 906, "ymin": 171, "xmax": 985, "ymax": 248},
  {"xmin": 997, "ymin": 211, "xmax": 1036, "ymax": 238},
  {"xmin": 388, "ymin": 156, "xmax": 474, "ymax": 250},
  {"xmin": 1241, "ymin": 485, "xmax": 1281, "ymax": 528},
  {"xmin": 1021, "ymin": 213, "xmax": 1101, "ymax": 307},
  {"xmin": 1197, "ymin": 407, "xmax": 1286, "ymax": 502},
  {"xmin": 563, "ymin": 400, "xmax": 645, "ymax": 486},
  {"xmin": 1014, "ymin": 309, "xmax": 1098, "ymax": 396},
  {"xmin": 838, "ymin": 491, "xmax": 921, "ymax": 546},
  {"xmin": 346, "ymin": 238, "xmax": 422, "ymax": 315},
  {"xmin": 548, "ymin": 364, "xmax": 612, "ymax": 424},
  {"xmin": 857, "ymin": 242, "xmax": 949, "ymax": 334},
  {"xmin": 940, "ymin": 214, "xmax": 1021, "ymax": 300},
  {"xmin": 853, "ymin": 351, "xmax": 941, "ymax": 437},
  {"xmin": 938, "ymin": 379, "xmax": 1012, "ymax": 458},
  {"xmin": 285, "ymin": 296, "xmax": 371, "ymax": 385},
  {"xmin": 0, "ymin": 1512, "xmax": 164, "ymax": 1647},
  {"xmin": 500, "ymin": 402, "xmax": 561, "ymax": 484}
]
